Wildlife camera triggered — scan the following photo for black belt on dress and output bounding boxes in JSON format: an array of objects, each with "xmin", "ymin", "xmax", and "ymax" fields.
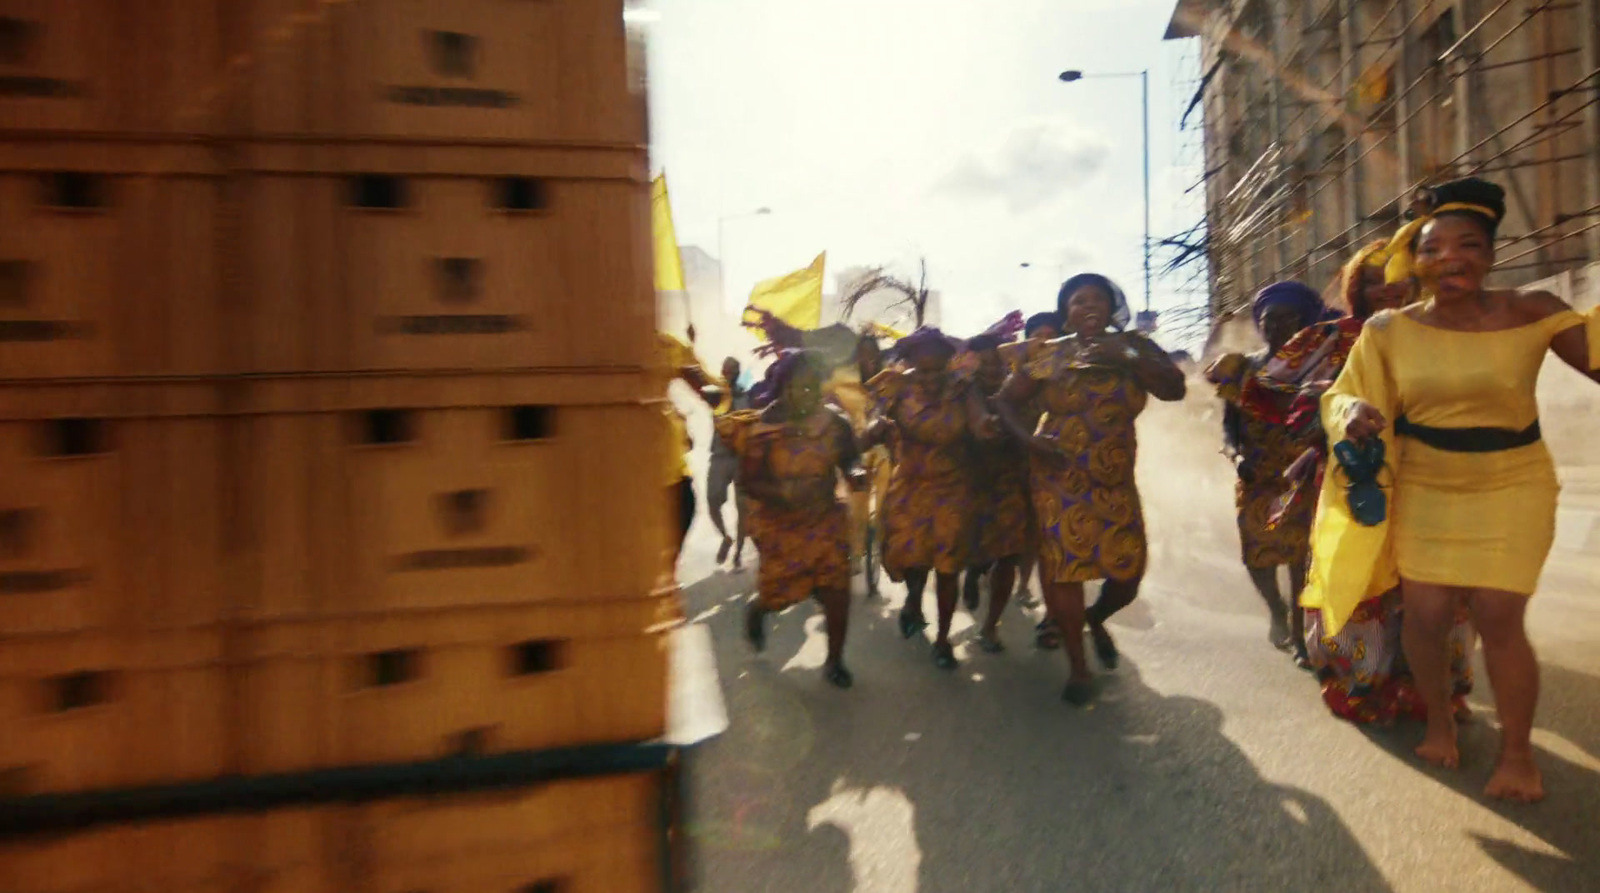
[{"xmin": 1394, "ymin": 416, "xmax": 1542, "ymax": 453}]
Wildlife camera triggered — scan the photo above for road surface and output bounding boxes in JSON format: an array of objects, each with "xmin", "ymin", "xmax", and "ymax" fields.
[{"xmin": 670, "ymin": 396, "xmax": 1600, "ymax": 893}]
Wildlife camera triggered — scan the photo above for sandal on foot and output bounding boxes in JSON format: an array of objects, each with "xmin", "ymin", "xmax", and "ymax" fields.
[
  {"xmin": 898, "ymin": 610, "xmax": 927, "ymax": 640},
  {"xmin": 977, "ymin": 632, "xmax": 1006, "ymax": 654},
  {"xmin": 1061, "ymin": 680, "xmax": 1094, "ymax": 706},
  {"xmin": 823, "ymin": 662, "xmax": 854, "ymax": 689},
  {"xmin": 744, "ymin": 603, "xmax": 767, "ymax": 653},
  {"xmin": 1034, "ymin": 619, "xmax": 1062, "ymax": 650},
  {"xmin": 932, "ymin": 642, "xmax": 958, "ymax": 671},
  {"xmin": 1292, "ymin": 648, "xmax": 1314, "ymax": 671}
]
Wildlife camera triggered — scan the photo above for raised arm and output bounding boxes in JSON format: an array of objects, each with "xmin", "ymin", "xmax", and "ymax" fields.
[
  {"xmin": 1522, "ymin": 291, "xmax": 1600, "ymax": 385},
  {"xmin": 1128, "ymin": 337, "xmax": 1187, "ymax": 402},
  {"xmin": 995, "ymin": 372, "xmax": 1052, "ymax": 452},
  {"xmin": 1322, "ymin": 317, "xmax": 1397, "ymax": 442}
]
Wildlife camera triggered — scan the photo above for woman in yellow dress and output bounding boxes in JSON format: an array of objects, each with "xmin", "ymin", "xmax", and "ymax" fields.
[
  {"xmin": 866, "ymin": 327, "xmax": 992, "ymax": 671},
  {"xmin": 718, "ymin": 350, "xmax": 864, "ymax": 689},
  {"xmin": 997, "ymin": 274, "xmax": 1186, "ymax": 704},
  {"xmin": 1310, "ymin": 177, "xmax": 1599, "ymax": 801}
]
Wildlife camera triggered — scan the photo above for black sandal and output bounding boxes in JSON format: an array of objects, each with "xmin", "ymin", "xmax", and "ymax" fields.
[
  {"xmin": 932, "ymin": 641, "xmax": 958, "ymax": 671},
  {"xmin": 1061, "ymin": 679, "xmax": 1094, "ymax": 706},
  {"xmin": 1034, "ymin": 619, "xmax": 1061, "ymax": 650},
  {"xmin": 976, "ymin": 631, "xmax": 1006, "ymax": 654},
  {"xmin": 745, "ymin": 602, "xmax": 767, "ymax": 653},
  {"xmin": 1088, "ymin": 620, "xmax": 1119, "ymax": 671},
  {"xmin": 823, "ymin": 662, "xmax": 854, "ymax": 689},
  {"xmin": 898, "ymin": 609, "xmax": 927, "ymax": 639}
]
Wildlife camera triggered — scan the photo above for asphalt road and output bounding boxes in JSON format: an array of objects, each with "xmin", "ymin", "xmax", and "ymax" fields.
[{"xmin": 673, "ymin": 397, "xmax": 1600, "ymax": 893}]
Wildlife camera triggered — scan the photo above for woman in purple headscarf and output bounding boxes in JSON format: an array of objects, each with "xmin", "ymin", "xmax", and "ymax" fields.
[
  {"xmin": 719, "ymin": 350, "xmax": 865, "ymax": 689},
  {"xmin": 1205, "ymin": 281, "xmax": 1329, "ymax": 668},
  {"xmin": 865, "ymin": 327, "xmax": 994, "ymax": 671}
]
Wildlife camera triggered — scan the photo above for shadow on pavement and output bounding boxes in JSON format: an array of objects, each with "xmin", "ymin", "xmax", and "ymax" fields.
[
  {"xmin": 680, "ymin": 569, "xmax": 1392, "ymax": 893},
  {"xmin": 1360, "ymin": 662, "xmax": 1600, "ymax": 893}
]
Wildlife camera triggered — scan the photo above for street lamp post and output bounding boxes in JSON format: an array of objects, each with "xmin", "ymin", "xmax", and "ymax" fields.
[
  {"xmin": 1060, "ymin": 68, "xmax": 1150, "ymax": 315},
  {"xmin": 717, "ymin": 207, "xmax": 772, "ymax": 308}
]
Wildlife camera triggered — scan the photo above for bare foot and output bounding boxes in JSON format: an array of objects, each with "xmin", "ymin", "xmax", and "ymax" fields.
[
  {"xmin": 1485, "ymin": 753, "xmax": 1545, "ymax": 803},
  {"xmin": 1415, "ymin": 723, "xmax": 1460, "ymax": 769}
]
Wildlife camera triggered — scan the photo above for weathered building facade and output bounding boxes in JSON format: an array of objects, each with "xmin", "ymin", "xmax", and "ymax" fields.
[{"xmin": 1167, "ymin": 0, "xmax": 1600, "ymax": 318}]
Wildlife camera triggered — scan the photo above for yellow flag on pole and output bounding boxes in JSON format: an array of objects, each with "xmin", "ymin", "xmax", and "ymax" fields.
[
  {"xmin": 743, "ymin": 252, "xmax": 826, "ymax": 335},
  {"xmin": 651, "ymin": 174, "xmax": 686, "ymax": 292}
]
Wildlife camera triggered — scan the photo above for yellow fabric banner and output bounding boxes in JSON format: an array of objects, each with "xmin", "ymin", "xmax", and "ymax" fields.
[
  {"xmin": 743, "ymin": 252, "xmax": 826, "ymax": 335},
  {"xmin": 651, "ymin": 174, "xmax": 686, "ymax": 292}
]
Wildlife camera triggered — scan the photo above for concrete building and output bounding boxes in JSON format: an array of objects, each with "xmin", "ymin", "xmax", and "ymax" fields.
[{"xmin": 1165, "ymin": 0, "xmax": 1600, "ymax": 320}]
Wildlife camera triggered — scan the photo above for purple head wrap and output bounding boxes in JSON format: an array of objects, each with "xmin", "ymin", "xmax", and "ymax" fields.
[
  {"xmin": 1252, "ymin": 281, "xmax": 1327, "ymax": 330},
  {"xmin": 749, "ymin": 349, "xmax": 823, "ymax": 409},
  {"xmin": 895, "ymin": 326, "xmax": 959, "ymax": 362}
]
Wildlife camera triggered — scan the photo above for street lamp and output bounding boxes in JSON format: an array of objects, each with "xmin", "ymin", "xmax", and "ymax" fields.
[
  {"xmin": 1059, "ymin": 68, "xmax": 1151, "ymax": 314},
  {"xmin": 718, "ymin": 207, "xmax": 772, "ymax": 308}
]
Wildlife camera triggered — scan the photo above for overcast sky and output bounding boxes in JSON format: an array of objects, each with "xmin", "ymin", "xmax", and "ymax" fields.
[{"xmin": 642, "ymin": 0, "xmax": 1203, "ymax": 338}]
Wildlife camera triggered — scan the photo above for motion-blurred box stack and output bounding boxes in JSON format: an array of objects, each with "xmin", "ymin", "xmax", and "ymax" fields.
[{"xmin": 0, "ymin": 2, "xmax": 687, "ymax": 889}]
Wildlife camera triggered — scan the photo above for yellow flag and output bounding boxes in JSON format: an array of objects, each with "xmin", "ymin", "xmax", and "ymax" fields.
[
  {"xmin": 743, "ymin": 252, "xmax": 825, "ymax": 335},
  {"xmin": 651, "ymin": 174, "xmax": 685, "ymax": 292},
  {"xmin": 868, "ymin": 321, "xmax": 907, "ymax": 341}
]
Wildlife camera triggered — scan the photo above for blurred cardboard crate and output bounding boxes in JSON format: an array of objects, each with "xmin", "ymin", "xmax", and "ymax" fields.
[
  {"xmin": 230, "ymin": 0, "xmax": 646, "ymax": 145},
  {"xmin": 234, "ymin": 399, "xmax": 669, "ymax": 620},
  {"xmin": 337, "ymin": 773, "xmax": 664, "ymax": 893},
  {"xmin": 0, "ymin": 0, "xmax": 227, "ymax": 136},
  {"xmin": 0, "ymin": 411, "xmax": 226, "ymax": 635},
  {"xmin": 0, "ymin": 773, "xmax": 667, "ymax": 892},
  {"xmin": 0, "ymin": 629, "xmax": 227, "ymax": 799},
  {"xmin": 235, "ymin": 167, "xmax": 655, "ymax": 375},
  {"xmin": 237, "ymin": 599, "xmax": 676, "ymax": 775},
  {"xmin": 0, "ymin": 164, "xmax": 226, "ymax": 380}
]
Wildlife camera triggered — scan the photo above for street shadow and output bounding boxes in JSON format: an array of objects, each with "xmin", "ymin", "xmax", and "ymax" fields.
[
  {"xmin": 683, "ymin": 574, "xmax": 1392, "ymax": 893},
  {"xmin": 1358, "ymin": 661, "xmax": 1600, "ymax": 893}
]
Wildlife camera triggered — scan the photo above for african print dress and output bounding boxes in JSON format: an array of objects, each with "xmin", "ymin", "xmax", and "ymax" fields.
[
  {"xmin": 969, "ymin": 358, "xmax": 1030, "ymax": 564},
  {"xmin": 869, "ymin": 369, "xmax": 975, "ymax": 578},
  {"xmin": 1210, "ymin": 352, "xmax": 1314, "ymax": 569},
  {"xmin": 715, "ymin": 409, "xmax": 855, "ymax": 610},
  {"xmin": 1024, "ymin": 336, "xmax": 1152, "ymax": 583}
]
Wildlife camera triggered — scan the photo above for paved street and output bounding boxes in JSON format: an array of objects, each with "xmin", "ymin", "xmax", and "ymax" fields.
[{"xmin": 673, "ymin": 396, "xmax": 1600, "ymax": 893}]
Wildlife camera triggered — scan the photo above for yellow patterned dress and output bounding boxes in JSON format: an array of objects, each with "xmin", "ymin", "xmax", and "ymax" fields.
[
  {"xmin": 1210, "ymin": 352, "xmax": 1315, "ymax": 568},
  {"xmin": 1025, "ymin": 337, "xmax": 1152, "ymax": 583},
  {"xmin": 825, "ymin": 366, "xmax": 894, "ymax": 558},
  {"xmin": 714, "ymin": 409, "xmax": 856, "ymax": 609},
  {"xmin": 969, "ymin": 358, "xmax": 1031, "ymax": 563},
  {"xmin": 869, "ymin": 369, "xmax": 975, "ymax": 578}
]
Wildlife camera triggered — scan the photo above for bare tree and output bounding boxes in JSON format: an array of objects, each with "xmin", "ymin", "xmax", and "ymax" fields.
[{"xmin": 838, "ymin": 258, "xmax": 932, "ymax": 329}]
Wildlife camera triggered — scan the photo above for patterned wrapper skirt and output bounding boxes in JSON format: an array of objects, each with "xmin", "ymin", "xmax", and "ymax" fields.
[
  {"xmin": 747, "ymin": 500, "xmax": 851, "ymax": 610},
  {"xmin": 1030, "ymin": 450, "xmax": 1147, "ymax": 584},
  {"xmin": 1305, "ymin": 591, "xmax": 1475, "ymax": 724},
  {"xmin": 882, "ymin": 468, "xmax": 972, "ymax": 579}
]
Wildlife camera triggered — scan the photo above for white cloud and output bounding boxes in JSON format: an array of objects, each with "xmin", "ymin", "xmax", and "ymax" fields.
[{"xmin": 935, "ymin": 120, "xmax": 1110, "ymax": 213}]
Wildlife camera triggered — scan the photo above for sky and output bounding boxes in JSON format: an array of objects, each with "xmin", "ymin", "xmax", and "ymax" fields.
[{"xmin": 640, "ymin": 0, "xmax": 1205, "ymax": 340}]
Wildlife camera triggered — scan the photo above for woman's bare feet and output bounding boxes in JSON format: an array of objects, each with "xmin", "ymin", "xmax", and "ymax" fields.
[
  {"xmin": 1484, "ymin": 751, "xmax": 1545, "ymax": 802},
  {"xmin": 1415, "ymin": 719, "xmax": 1460, "ymax": 768}
]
